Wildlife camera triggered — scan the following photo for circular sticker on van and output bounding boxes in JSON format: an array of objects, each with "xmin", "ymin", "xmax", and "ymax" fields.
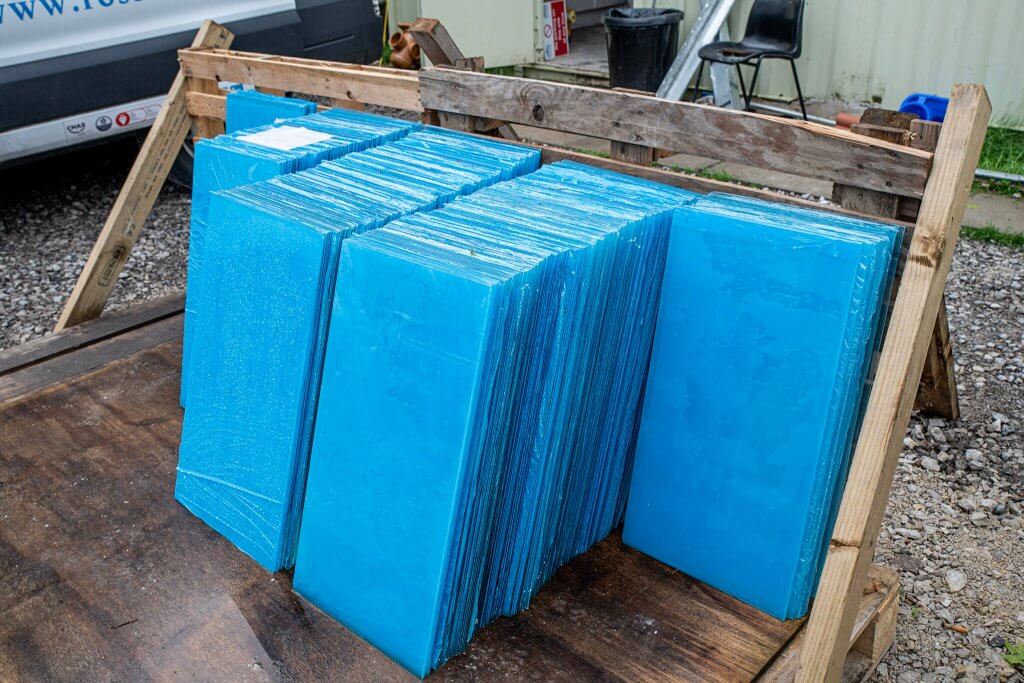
[{"xmin": 96, "ymin": 115, "xmax": 113, "ymax": 132}]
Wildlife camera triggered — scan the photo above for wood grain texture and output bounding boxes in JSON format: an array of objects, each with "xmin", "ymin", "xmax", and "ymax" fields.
[
  {"xmin": 0, "ymin": 335, "xmax": 797, "ymax": 682},
  {"xmin": 610, "ymin": 140, "xmax": 656, "ymax": 165},
  {"xmin": 178, "ymin": 48, "xmax": 422, "ymax": 112},
  {"xmin": 54, "ymin": 21, "xmax": 233, "ymax": 331},
  {"xmin": 834, "ymin": 112, "xmax": 959, "ymax": 421},
  {"xmin": 797, "ymin": 83, "xmax": 990, "ymax": 683},
  {"xmin": 418, "ymin": 68, "xmax": 933, "ymax": 197},
  {"xmin": 187, "ymin": 76, "xmax": 225, "ymax": 139},
  {"xmin": 759, "ymin": 566, "xmax": 898, "ymax": 682},
  {"xmin": 0, "ymin": 293, "xmax": 182, "ymax": 376}
]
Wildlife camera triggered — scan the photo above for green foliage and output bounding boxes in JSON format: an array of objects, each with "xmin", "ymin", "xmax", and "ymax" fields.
[
  {"xmin": 961, "ymin": 225, "xmax": 1024, "ymax": 251},
  {"xmin": 974, "ymin": 125, "xmax": 1024, "ymax": 197},
  {"xmin": 1003, "ymin": 641, "xmax": 1024, "ymax": 668}
]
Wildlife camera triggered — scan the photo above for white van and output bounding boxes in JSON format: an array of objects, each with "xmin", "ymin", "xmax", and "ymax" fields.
[{"xmin": 0, "ymin": 0, "xmax": 383, "ymax": 170}]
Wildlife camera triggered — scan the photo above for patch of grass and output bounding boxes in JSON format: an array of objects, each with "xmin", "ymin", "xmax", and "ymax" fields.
[
  {"xmin": 910, "ymin": 606, "xmax": 921, "ymax": 619},
  {"xmin": 961, "ymin": 224, "xmax": 1024, "ymax": 250},
  {"xmin": 485, "ymin": 66, "xmax": 517, "ymax": 76},
  {"xmin": 974, "ymin": 124, "xmax": 1024, "ymax": 197},
  {"xmin": 1004, "ymin": 641, "xmax": 1024, "ymax": 668},
  {"xmin": 572, "ymin": 147, "xmax": 611, "ymax": 159},
  {"xmin": 979, "ymin": 125, "xmax": 1024, "ymax": 176}
]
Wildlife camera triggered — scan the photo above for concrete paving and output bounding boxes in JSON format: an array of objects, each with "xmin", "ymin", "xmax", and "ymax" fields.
[{"xmin": 512, "ymin": 124, "xmax": 1024, "ymax": 234}]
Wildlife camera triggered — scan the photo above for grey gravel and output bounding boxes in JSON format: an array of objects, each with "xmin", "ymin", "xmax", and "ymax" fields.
[
  {"xmin": 1, "ymin": 139, "xmax": 190, "ymax": 349},
  {"xmin": 2, "ymin": 142, "xmax": 1023, "ymax": 681}
]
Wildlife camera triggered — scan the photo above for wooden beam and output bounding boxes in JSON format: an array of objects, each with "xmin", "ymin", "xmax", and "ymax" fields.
[
  {"xmin": 834, "ymin": 113, "xmax": 960, "ymax": 420},
  {"xmin": 759, "ymin": 566, "xmax": 898, "ymax": 681},
  {"xmin": 177, "ymin": 48, "xmax": 423, "ymax": 112},
  {"xmin": 418, "ymin": 68, "xmax": 934, "ymax": 197},
  {"xmin": 408, "ymin": 18, "xmax": 519, "ymax": 141},
  {"xmin": 796, "ymin": 84, "xmax": 990, "ymax": 683},
  {"xmin": 408, "ymin": 17, "xmax": 466, "ymax": 65},
  {"xmin": 55, "ymin": 21, "xmax": 234, "ymax": 331}
]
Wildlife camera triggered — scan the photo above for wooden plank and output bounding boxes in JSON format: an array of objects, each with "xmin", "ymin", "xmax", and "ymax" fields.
[
  {"xmin": 0, "ymin": 315, "xmax": 182, "ymax": 404},
  {"xmin": 759, "ymin": 566, "xmax": 898, "ymax": 681},
  {"xmin": 910, "ymin": 119, "xmax": 943, "ymax": 152},
  {"xmin": 408, "ymin": 17, "xmax": 465, "ymax": 66},
  {"xmin": 0, "ymin": 332, "xmax": 802, "ymax": 681},
  {"xmin": 408, "ymin": 19, "xmax": 519, "ymax": 141},
  {"xmin": 610, "ymin": 140, "xmax": 656, "ymax": 165},
  {"xmin": 906, "ymin": 121, "xmax": 960, "ymax": 420},
  {"xmin": 54, "ymin": 21, "xmax": 233, "ymax": 331},
  {"xmin": 797, "ymin": 83, "xmax": 990, "ymax": 683},
  {"xmin": 177, "ymin": 48, "xmax": 422, "ymax": 112},
  {"xmin": 418, "ymin": 68, "xmax": 934, "ymax": 197},
  {"xmin": 187, "ymin": 76, "xmax": 225, "ymax": 139},
  {"xmin": 0, "ymin": 293, "xmax": 183, "ymax": 376},
  {"xmin": 535, "ymin": 146, "xmax": 913, "ymax": 232},
  {"xmin": 916, "ymin": 299, "xmax": 960, "ymax": 419},
  {"xmin": 834, "ymin": 113, "xmax": 960, "ymax": 421}
]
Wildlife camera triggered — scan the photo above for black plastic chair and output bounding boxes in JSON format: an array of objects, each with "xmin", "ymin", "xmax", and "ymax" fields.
[{"xmin": 693, "ymin": 0, "xmax": 807, "ymax": 120}]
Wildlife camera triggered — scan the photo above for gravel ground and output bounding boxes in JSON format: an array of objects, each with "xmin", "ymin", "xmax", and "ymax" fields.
[
  {"xmin": 1, "ymin": 143, "xmax": 1022, "ymax": 681},
  {"xmin": 0, "ymin": 138, "xmax": 190, "ymax": 348}
]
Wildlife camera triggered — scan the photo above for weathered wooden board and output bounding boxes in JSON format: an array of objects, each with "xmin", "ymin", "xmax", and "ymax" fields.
[
  {"xmin": 54, "ymin": 22, "xmax": 232, "ymax": 331},
  {"xmin": 798, "ymin": 83, "xmax": 990, "ymax": 682},
  {"xmin": 418, "ymin": 68, "xmax": 933, "ymax": 197},
  {"xmin": 0, "ymin": 313, "xmax": 894, "ymax": 682},
  {"xmin": 177, "ymin": 48, "xmax": 423, "ymax": 112}
]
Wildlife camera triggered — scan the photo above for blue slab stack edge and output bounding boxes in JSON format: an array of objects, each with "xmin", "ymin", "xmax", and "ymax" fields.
[
  {"xmin": 176, "ymin": 124, "xmax": 539, "ymax": 572},
  {"xmin": 174, "ymin": 108, "xmax": 905, "ymax": 678},
  {"xmin": 623, "ymin": 194, "xmax": 903, "ymax": 620},
  {"xmin": 225, "ymin": 89, "xmax": 317, "ymax": 133}
]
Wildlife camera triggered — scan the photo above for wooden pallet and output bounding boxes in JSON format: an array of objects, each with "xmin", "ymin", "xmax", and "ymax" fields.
[
  {"xmin": 31, "ymin": 17, "xmax": 991, "ymax": 682},
  {"xmin": 0, "ymin": 296, "xmax": 896, "ymax": 681}
]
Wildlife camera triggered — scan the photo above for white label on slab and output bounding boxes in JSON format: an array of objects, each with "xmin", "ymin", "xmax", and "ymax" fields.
[{"xmin": 237, "ymin": 125, "xmax": 333, "ymax": 151}]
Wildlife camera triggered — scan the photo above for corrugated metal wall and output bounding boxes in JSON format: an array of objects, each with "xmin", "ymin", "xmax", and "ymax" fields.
[
  {"xmin": 643, "ymin": 0, "xmax": 1024, "ymax": 125},
  {"xmin": 394, "ymin": 0, "xmax": 1022, "ymax": 125}
]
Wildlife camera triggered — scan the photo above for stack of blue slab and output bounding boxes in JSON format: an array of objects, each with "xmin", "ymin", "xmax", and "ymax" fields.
[
  {"xmin": 623, "ymin": 194, "xmax": 903, "ymax": 621},
  {"xmin": 293, "ymin": 161, "xmax": 697, "ymax": 677},
  {"xmin": 225, "ymin": 89, "xmax": 317, "ymax": 132},
  {"xmin": 174, "ymin": 128, "xmax": 540, "ymax": 573},
  {"xmin": 181, "ymin": 109, "xmax": 421, "ymax": 405}
]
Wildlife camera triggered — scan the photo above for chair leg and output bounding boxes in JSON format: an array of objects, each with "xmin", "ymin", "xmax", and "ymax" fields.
[
  {"xmin": 735, "ymin": 64, "xmax": 750, "ymax": 110},
  {"xmin": 789, "ymin": 58, "xmax": 808, "ymax": 121},
  {"xmin": 747, "ymin": 57, "xmax": 764, "ymax": 110},
  {"xmin": 692, "ymin": 59, "xmax": 706, "ymax": 103}
]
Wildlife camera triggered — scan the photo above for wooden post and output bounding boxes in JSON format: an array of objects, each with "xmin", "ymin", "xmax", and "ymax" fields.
[
  {"xmin": 55, "ymin": 21, "xmax": 234, "ymax": 331},
  {"xmin": 796, "ymin": 84, "xmax": 990, "ymax": 683},
  {"xmin": 834, "ymin": 111, "xmax": 961, "ymax": 420},
  {"xmin": 408, "ymin": 17, "xmax": 519, "ymax": 141}
]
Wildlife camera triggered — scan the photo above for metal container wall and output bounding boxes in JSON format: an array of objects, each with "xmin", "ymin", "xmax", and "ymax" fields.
[{"xmin": 631, "ymin": 0, "xmax": 1023, "ymax": 125}]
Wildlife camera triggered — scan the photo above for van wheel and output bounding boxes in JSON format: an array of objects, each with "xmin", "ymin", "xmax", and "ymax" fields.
[
  {"xmin": 167, "ymin": 139, "xmax": 195, "ymax": 189},
  {"xmin": 134, "ymin": 132, "xmax": 194, "ymax": 189}
]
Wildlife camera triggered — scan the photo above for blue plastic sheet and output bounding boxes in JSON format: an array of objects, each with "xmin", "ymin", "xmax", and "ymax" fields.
[
  {"xmin": 181, "ymin": 110, "xmax": 421, "ymax": 406},
  {"xmin": 623, "ymin": 195, "xmax": 902, "ymax": 620},
  {"xmin": 293, "ymin": 161, "xmax": 697, "ymax": 677},
  {"xmin": 225, "ymin": 90, "xmax": 317, "ymax": 133},
  {"xmin": 175, "ymin": 127, "xmax": 540, "ymax": 572}
]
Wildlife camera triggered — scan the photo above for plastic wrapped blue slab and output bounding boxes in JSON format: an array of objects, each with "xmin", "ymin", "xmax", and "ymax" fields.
[
  {"xmin": 623, "ymin": 195, "xmax": 902, "ymax": 620},
  {"xmin": 293, "ymin": 160, "xmax": 697, "ymax": 677},
  {"xmin": 175, "ymin": 129, "xmax": 541, "ymax": 572},
  {"xmin": 181, "ymin": 110, "xmax": 422, "ymax": 406},
  {"xmin": 225, "ymin": 90, "xmax": 317, "ymax": 132}
]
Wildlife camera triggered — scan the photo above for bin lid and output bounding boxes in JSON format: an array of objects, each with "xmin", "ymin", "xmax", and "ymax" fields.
[{"xmin": 603, "ymin": 7, "xmax": 683, "ymax": 29}]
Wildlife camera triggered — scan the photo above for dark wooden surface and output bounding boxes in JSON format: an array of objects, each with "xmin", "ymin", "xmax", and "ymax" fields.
[{"xmin": 0, "ymin": 328, "xmax": 801, "ymax": 682}]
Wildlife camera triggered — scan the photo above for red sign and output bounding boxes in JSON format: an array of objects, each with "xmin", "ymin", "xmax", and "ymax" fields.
[
  {"xmin": 543, "ymin": 0, "xmax": 569, "ymax": 60},
  {"xmin": 115, "ymin": 112, "xmax": 131, "ymax": 127}
]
